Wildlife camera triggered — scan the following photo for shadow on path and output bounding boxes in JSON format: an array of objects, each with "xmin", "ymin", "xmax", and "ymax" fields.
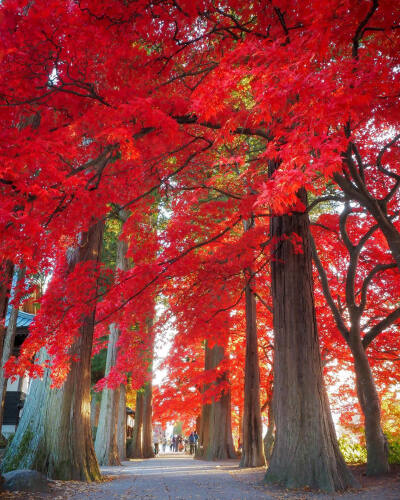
[{"xmin": 96, "ymin": 455, "xmax": 269, "ymax": 500}]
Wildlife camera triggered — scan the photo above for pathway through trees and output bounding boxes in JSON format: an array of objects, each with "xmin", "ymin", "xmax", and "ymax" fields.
[{"xmin": 2, "ymin": 456, "xmax": 399, "ymax": 499}]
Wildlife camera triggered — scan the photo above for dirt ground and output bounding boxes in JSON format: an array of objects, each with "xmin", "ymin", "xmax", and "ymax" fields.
[{"xmin": 0, "ymin": 455, "xmax": 399, "ymax": 499}]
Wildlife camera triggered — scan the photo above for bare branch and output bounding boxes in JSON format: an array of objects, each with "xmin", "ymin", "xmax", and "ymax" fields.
[
  {"xmin": 353, "ymin": 0, "xmax": 379, "ymax": 58},
  {"xmin": 376, "ymin": 133, "xmax": 400, "ymax": 182}
]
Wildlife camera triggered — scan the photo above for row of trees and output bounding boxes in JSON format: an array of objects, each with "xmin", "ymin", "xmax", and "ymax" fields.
[{"xmin": 0, "ymin": 0, "xmax": 399, "ymax": 493}]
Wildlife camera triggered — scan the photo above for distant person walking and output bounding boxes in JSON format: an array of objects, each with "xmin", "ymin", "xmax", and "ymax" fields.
[
  {"xmin": 189, "ymin": 431, "xmax": 196, "ymax": 454},
  {"xmin": 172, "ymin": 435, "xmax": 178, "ymax": 452},
  {"xmin": 153, "ymin": 426, "xmax": 162, "ymax": 455}
]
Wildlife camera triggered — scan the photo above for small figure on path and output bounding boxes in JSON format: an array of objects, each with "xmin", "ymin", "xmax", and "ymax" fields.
[
  {"xmin": 172, "ymin": 435, "xmax": 178, "ymax": 452},
  {"xmin": 178, "ymin": 435, "xmax": 184, "ymax": 452},
  {"xmin": 153, "ymin": 426, "xmax": 162, "ymax": 455},
  {"xmin": 189, "ymin": 431, "xmax": 196, "ymax": 454}
]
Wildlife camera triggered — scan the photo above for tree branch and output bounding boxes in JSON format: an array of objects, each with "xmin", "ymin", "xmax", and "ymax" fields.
[
  {"xmin": 310, "ymin": 234, "xmax": 349, "ymax": 341},
  {"xmin": 359, "ymin": 263, "xmax": 397, "ymax": 313},
  {"xmin": 363, "ymin": 307, "xmax": 400, "ymax": 348},
  {"xmin": 352, "ymin": 0, "xmax": 379, "ymax": 58}
]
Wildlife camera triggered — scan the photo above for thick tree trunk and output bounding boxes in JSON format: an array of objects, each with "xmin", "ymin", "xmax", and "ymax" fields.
[
  {"xmin": 141, "ymin": 316, "xmax": 155, "ymax": 459},
  {"xmin": 201, "ymin": 343, "xmax": 236, "ymax": 461},
  {"xmin": 127, "ymin": 390, "xmax": 144, "ymax": 458},
  {"xmin": 1, "ymin": 349, "xmax": 51, "ymax": 473},
  {"xmin": 142, "ymin": 379, "xmax": 154, "ymax": 458},
  {"xmin": 265, "ymin": 189, "xmax": 357, "ymax": 492},
  {"xmin": 90, "ymin": 394, "xmax": 101, "ymax": 439},
  {"xmin": 349, "ymin": 335, "xmax": 389, "ymax": 475},
  {"xmin": 94, "ymin": 322, "xmax": 121, "ymax": 466},
  {"xmin": 197, "ymin": 401, "xmax": 211, "ymax": 458},
  {"xmin": 117, "ymin": 384, "xmax": 127, "ymax": 460},
  {"xmin": 95, "ymin": 212, "xmax": 129, "ymax": 465},
  {"xmin": 196, "ymin": 340, "xmax": 213, "ymax": 458},
  {"xmin": 240, "ymin": 281, "xmax": 265, "ymax": 467},
  {"xmin": 45, "ymin": 313, "xmax": 102, "ymax": 480},
  {"xmin": 2, "ymin": 220, "xmax": 104, "ymax": 481},
  {"xmin": 0, "ymin": 267, "xmax": 25, "ymax": 429}
]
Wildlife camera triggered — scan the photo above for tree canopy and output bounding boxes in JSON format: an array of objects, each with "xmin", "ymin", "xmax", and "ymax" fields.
[{"xmin": 1, "ymin": 0, "xmax": 400, "ymax": 489}]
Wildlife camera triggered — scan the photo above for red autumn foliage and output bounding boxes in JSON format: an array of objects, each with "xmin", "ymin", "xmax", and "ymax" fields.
[{"xmin": 0, "ymin": 0, "xmax": 399, "ymax": 431}]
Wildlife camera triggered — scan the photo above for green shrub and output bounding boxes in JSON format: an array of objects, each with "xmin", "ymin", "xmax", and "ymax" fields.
[
  {"xmin": 338, "ymin": 436, "xmax": 367, "ymax": 464},
  {"xmin": 339, "ymin": 433, "xmax": 400, "ymax": 465},
  {"xmin": 387, "ymin": 432, "xmax": 400, "ymax": 464}
]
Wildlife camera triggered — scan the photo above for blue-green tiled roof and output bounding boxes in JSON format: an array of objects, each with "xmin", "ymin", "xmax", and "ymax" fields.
[{"xmin": 5, "ymin": 306, "xmax": 34, "ymax": 328}]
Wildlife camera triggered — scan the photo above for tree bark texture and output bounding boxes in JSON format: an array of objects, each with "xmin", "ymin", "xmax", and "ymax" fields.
[
  {"xmin": 197, "ymin": 398, "xmax": 211, "ymax": 456},
  {"xmin": 240, "ymin": 281, "xmax": 265, "ymax": 467},
  {"xmin": 95, "ymin": 219, "xmax": 129, "ymax": 465},
  {"xmin": 94, "ymin": 323, "xmax": 121, "ymax": 466},
  {"xmin": 196, "ymin": 340, "xmax": 213, "ymax": 458},
  {"xmin": 127, "ymin": 390, "xmax": 144, "ymax": 458},
  {"xmin": 142, "ymin": 379, "xmax": 154, "ymax": 458},
  {"xmin": 1, "ymin": 349, "xmax": 51, "ymax": 473},
  {"xmin": 2, "ymin": 220, "xmax": 104, "ymax": 481},
  {"xmin": 141, "ymin": 316, "xmax": 155, "ymax": 459},
  {"xmin": 265, "ymin": 189, "xmax": 357, "ymax": 492},
  {"xmin": 201, "ymin": 343, "xmax": 236, "ymax": 461},
  {"xmin": 349, "ymin": 334, "xmax": 389, "ymax": 475},
  {"xmin": 90, "ymin": 394, "xmax": 100, "ymax": 439},
  {"xmin": 117, "ymin": 384, "xmax": 127, "ymax": 460},
  {"xmin": 95, "ymin": 223, "xmax": 129, "ymax": 465}
]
